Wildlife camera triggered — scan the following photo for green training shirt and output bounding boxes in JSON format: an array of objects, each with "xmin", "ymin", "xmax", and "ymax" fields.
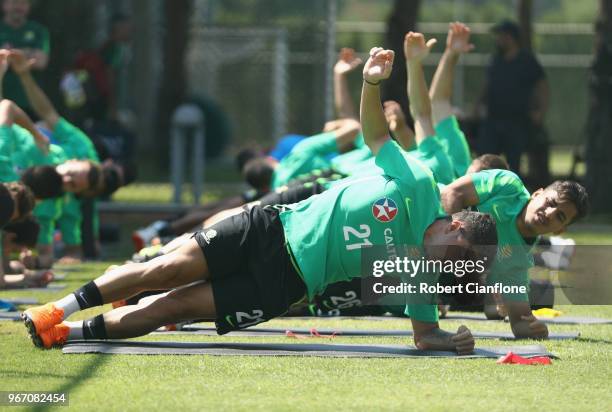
[
  {"xmin": 271, "ymin": 131, "xmax": 337, "ymax": 189},
  {"xmin": 281, "ymin": 140, "xmax": 446, "ymax": 322},
  {"xmin": 471, "ymin": 169, "xmax": 533, "ymax": 301},
  {"xmin": 330, "ymin": 145, "xmax": 373, "ymax": 176},
  {"xmin": 52, "ymin": 117, "xmax": 99, "ymax": 162},
  {"xmin": 435, "ymin": 116, "xmax": 471, "ymax": 178},
  {"xmin": 12, "ymin": 125, "xmax": 67, "ymax": 245},
  {"xmin": 0, "ymin": 125, "xmax": 18, "ymax": 182},
  {"xmin": 411, "ymin": 136, "xmax": 455, "ymax": 185}
]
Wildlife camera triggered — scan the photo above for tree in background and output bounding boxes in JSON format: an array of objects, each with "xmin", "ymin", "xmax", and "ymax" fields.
[
  {"xmin": 382, "ymin": 0, "xmax": 421, "ymax": 125},
  {"xmin": 585, "ymin": 0, "xmax": 612, "ymax": 213}
]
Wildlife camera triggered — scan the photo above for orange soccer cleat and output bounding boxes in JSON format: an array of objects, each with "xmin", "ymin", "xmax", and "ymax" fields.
[
  {"xmin": 35, "ymin": 323, "xmax": 70, "ymax": 349},
  {"xmin": 22, "ymin": 303, "xmax": 64, "ymax": 337}
]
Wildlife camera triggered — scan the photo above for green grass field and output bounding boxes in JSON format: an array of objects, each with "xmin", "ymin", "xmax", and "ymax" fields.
[{"xmin": 1, "ymin": 227, "xmax": 612, "ymax": 411}]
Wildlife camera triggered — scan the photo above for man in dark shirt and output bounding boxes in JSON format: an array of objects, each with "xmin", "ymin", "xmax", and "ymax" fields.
[
  {"xmin": 0, "ymin": 0, "xmax": 49, "ymax": 113},
  {"xmin": 477, "ymin": 20, "xmax": 549, "ymax": 175}
]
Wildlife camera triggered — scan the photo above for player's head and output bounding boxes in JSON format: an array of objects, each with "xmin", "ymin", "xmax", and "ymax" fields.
[
  {"xmin": 466, "ymin": 154, "xmax": 509, "ymax": 174},
  {"xmin": 0, "ymin": 182, "xmax": 35, "ymax": 228},
  {"xmin": 56, "ymin": 159, "xmax": 104, "ymax": 195},
  {"xmin": 491, "ymin": 20, "xmax": 521, "ymax": 53},
  {"xmin": 92, "ymin": 160, "xmax": 135, "ymax": 198},
  {"xmin": 523, "ymin": 180, "xmax": 588, "ymax": 235},
  {"xmin": 236, "ymin": 148, "xmax": 262, "ymax": 173},
  {"xmin": 3, "ymin": 215, "xmax": 39, "ymax": 249},
  {"xmin": 2, "ymin": 0, "xmax": 30, "ymax": 25},
  {"xmin": 20, "ymin": 165, "xmax": 63, "ymax": 199},
  {"xmin": 242, "ymin": 156, "xmax": 277, "ymax": 192},
  {"xmin": 425, "ymin": 211, "xmax": 498, "ymax": 271}
]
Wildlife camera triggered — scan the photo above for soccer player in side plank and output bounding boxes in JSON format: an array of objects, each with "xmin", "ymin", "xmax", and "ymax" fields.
[{"xmin": 22, "ymin": 47, "xmax": 499, "ymax": 355}]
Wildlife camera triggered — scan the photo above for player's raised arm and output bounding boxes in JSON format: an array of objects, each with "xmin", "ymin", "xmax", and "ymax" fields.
[
  {"xmin": 0, "ymin": 99, "xmax": 49, "ymax": 154},
  {"xmin": 334, "ymin": 48, "xmax": 362, "ymax": 119},
  {"xmin": 440, "ymin": 174, "xmax": 480, "ymax": 213},
  {"xmin": 430, "ymin": 22, "xmax": 474, "ymax": 125},
  {"xmin": 9, "ymin": 49, "xmax": 60, "ymax": 128},
  {"xmin": 404, "ymin": 32, "xmax": 436, "ymax": 146},
  {"xmin": 360, "ymin": 47, "xmax": 394, "ymax": 155},
  {"xmin": 383, "ymin": 100, "xmax": 415, "ymax": 150}
]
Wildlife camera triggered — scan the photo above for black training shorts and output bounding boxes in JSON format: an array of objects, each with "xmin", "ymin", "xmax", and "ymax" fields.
[
  {"xmin": 194, "ymin": 205, "xmax": 306, "ymax": 334},
  {"xmin": 258, "ymin": 181, "xmax": 326, "ymax": 207}
]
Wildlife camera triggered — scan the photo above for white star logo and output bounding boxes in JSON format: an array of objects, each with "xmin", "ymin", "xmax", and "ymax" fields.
[{"xmin": 375, "ymin": 199, "xmax": 396, "ymax": 219}]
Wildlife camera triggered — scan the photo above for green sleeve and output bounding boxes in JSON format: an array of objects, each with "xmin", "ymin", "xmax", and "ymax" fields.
[
  {"xmin": 415, "ymin": 136, "xmax": 455, "ymax": 185},
  {"xmin": 353, "ymin": 132, "xmax": 365, "ymax": 148},
  {"xmin": 53, "ymin": 117, "xmax": 99, "ymax": 162},
  {"xmin": 291, "ymin": 131, "xmax": 338, "ymax": 157},
  {"xmin": 471, "ymin": 169, "xmax": 525, "ymax": 205},
  {"xmin": 0, "ymin": 126, "xmax": 18, "ymax": 182},
  {"xmin": 435, "ymin": 116, "xmax": 471, "ymax": 177},
  {"xmin": 404, "ymin": 304, "xmax": 439, "ymax": 323}
]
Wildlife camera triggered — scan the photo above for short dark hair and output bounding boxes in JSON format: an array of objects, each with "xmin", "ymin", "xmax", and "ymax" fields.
[
  {"xmin": 20, "ymin": 165, "xmax": 64, "ymax": 199},
  {"xmin": 100, "ymin": 163, "xmax": 122, "ymax": 197},
  {"xmin": 87, "ymin": 162, "xmax": 102, "ymax": 191},
  {"xmin": 472, "ymin": 154, "xmax": 509, "ymax": 171},
  {"xmin": 0, "ymin": 182, "xmax": 15, "ymax": 228},
  {"xmin": 545, "ymin": 180, "xmax": 589, "ymax": 224},
  {"xmin": 491, "ymin": 19, "xmax": 521, "ymax": 42},
  {"xmin": 243, "ymin": 157, "xmax": 274, "ymax": 192},
  {"xmin": 3, "ymin": 215, "xmax": 39, "ymax": 248},
  {"xmin": 236, "ymin": 148, "xmax": 261, "ymax": 172},
  {"xmin": 452, "ymin": 210, "xmax": 498, "ymax": 270}
]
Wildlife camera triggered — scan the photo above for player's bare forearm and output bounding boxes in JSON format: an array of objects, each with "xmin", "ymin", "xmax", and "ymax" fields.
[
  {"xmin": 440, "ymin": 175, "xmax": 479, "ymax": 213},
  {"xmin": 430, "ymin": 51, "xmax": 459, "ymax": 125},
  {"xmin": 507, "ymin": 300, "xmax": 549, "ymax": 339},
  {"xmin": 360, "ymin": 81, "xmax": 388, "ymax": 154},
  {"xmin": 406, "ymin": 60, "xmax": 435, "ymax": 144},
  {"xmin": 393, "ymin": 125, "xmax": 415, "ymax": 151},
  {"xmin": 334, "ymin": 72, "xmax": 357, "ymax": 119},
  {"xmin": 333, "ymin": 118, "xmax": 361, "ymax": 152}
]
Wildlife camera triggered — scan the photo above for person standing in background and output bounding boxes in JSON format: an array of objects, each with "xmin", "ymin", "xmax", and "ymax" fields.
[
  {"xmin": 0, "ymin": 0, "xmax": 49, "ymax": 116},
  {"xmin": 477, "ymin": 20, "xmax": 549, "ymax": 179}
]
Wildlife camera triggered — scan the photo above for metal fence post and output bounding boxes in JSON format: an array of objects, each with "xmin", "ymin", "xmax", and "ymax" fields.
[{"xmin": 171, "ymin": 104, "xmax": 205, "ymax": 204}]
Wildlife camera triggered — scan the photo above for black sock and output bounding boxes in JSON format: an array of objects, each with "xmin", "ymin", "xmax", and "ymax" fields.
[
  {"xmin": 82, "ymin": 314, "xmax": 107, "ymax": 340},
  {"xmin": 74, "ymin": 281, "xmax": 104, "ymax": 310}
]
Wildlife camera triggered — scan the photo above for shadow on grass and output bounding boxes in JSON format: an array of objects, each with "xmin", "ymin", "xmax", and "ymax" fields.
[{"xmin": 30, "ymin": 354, "xmax": 109, "ymax": 412}]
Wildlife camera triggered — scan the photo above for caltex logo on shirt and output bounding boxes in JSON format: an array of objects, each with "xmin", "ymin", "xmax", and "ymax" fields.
[{"xmin": 372, "ymin": 197, "xmax": 398, "ymax": 222}]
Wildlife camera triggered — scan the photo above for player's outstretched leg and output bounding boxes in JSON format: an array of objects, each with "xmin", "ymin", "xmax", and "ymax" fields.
[
  {"xmin": 23, "ymin": 238, "xmax": 209, "ymax": 347},
  {"xmin": 37, "ymin": 282, "xmax": 215, "ymax": 348}
]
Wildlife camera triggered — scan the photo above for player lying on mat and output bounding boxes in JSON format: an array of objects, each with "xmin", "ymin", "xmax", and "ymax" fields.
[{"xmin": 23, "ymin": 48, "xmax": 500, "ymax": 354}]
